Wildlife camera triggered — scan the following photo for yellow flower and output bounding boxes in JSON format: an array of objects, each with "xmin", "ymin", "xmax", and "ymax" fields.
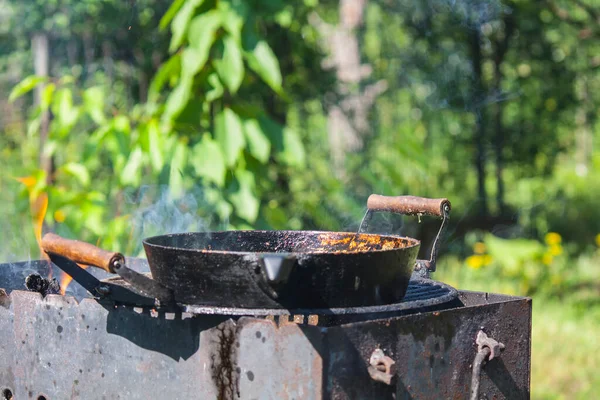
[
  {"xmin": 595, "ymin": 234, "xmax": 600, "ymax": 247},
  {"xmin": 549, "ymin": 244, "xmax": 563, "ymax": 256},
  {"xmin": 54, "ymin": 209, "xmax": 66, "ymax": 223},
  {"xmin": 473, "ymin": 242, "xmax": 486, "ymax": 254},
  {"xmin": 542, "ymin": 253, "xmax": 553, "ymax": 265},
  {"xmin": 544, "ymin": 232, "xmax": 561, "ymax": 246},
  {"xmin": 466, "ymin": 255, "xmax": 484, "ymax": 270},
  {"xmin": 482, "ymin": 254, "xmax": 493, "ymax": 266}
]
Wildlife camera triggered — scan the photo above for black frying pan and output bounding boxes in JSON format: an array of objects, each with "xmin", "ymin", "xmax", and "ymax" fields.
[{"xmin": 41, "ymin": 195, "xmax": 450, "ymax": 309}]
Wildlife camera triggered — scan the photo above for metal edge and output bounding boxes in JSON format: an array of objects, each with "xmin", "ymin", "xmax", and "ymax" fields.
[{"xmin": 181, "ymin": 278, "xmax": 460, "ymax": 317}]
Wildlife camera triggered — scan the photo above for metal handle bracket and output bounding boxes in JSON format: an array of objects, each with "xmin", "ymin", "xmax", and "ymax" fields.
[
  {"xmin": 368, "ymin": 348, "xmax": 396, "ymax": 385},
  {"xmin": 470, "ymin": 330, "xmax": 506, "ymax": 400},
  {"xmin": 359, "ymin": 194, "xmax": 451, "ymax": 278}
]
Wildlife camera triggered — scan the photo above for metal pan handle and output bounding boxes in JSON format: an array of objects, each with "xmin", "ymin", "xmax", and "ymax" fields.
[
  {"xmin": 41, "ymin": 233, "xmax": 174, "ymax": 304},
  {"xmin": 367, "ymin": 195, "xmax": 450, "ymax": 218},
  {"xmin": 360, "ymin": 194, "xmax": 451, "ymax": 277}
]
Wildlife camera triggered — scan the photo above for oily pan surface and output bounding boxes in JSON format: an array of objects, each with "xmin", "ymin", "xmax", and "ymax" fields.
[{"xmin": 143, "ymin": 230, "xmax": 419, "ymax": 254}]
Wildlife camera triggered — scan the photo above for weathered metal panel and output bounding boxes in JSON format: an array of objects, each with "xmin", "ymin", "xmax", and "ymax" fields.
[
  {"xmin": 1, "ymin": 291, "xmax": 222, "ymax": 399},
  {"xmin": 323, "ymin": 291, "xmax": 531, "ymax": 399},
  {"xmin": 236, "ymin": 318, "xmax": 323, "ymax": 400},
  {"xmin": 0, "ymin": 288, "xmax": 530, "ymax": 400}
]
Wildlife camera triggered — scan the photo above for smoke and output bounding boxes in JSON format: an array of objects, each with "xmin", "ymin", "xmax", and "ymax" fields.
[
  {"xmin": 391, "ymin": 0, "xmax": 519, "ymax": 114},
  {"xmin": 426, "ymin": 0, "xmax": 511, "ymax": 28},
  {"xmin": 124, "ymin": 185, "xmax": 217, "ymax": 257}
]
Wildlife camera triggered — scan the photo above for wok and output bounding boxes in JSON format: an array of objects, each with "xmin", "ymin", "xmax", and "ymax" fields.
[{"xmin": 41, "ymin": 194, "xmax": 451, "ymax": 309}]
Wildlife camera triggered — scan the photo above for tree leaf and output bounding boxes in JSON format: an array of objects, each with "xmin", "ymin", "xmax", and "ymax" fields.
[
  {"xmin": 187, "ymin": 10, "xmax": 222, "ymax": 62},
  {"xmin": 41, "ymin": 83, "xmax": 55, "ymax": 110},
  {"xmin": 148, "ymin": 119, "xmax": 165, "ymax": 173},
  {"xmin": 61, "ymin": 163, "xmax": 91, "ymax": 187},
  {"xmin": 163, "ymin": 77, "xmax": 192, "ymax": 122},
  {"xmin": 214, "ymin": 35, "xmax": 245, "ymax": 93},
  {"xmin": 148, "ymin": 53, "xmax": 181, "ymax": 102},
  {"xmin": 168, "ymin": 0, "xmax": 205, "ymax": 53},
  {"xmin": 258, "ymin": 115, "xmax": 284, "ymax": 152},
  {"xmin": 112, "ymin": 115, "xmax": 131, "ymax": 134},
  {"xmin": 192, "ymin": 133, "xmax": 226, "ymax": 187},
  {"xmin": 181, "ymin": 46, "xmax": 208, "ymax": 79},
  {"xmin": 83, "ymin": 86, "xmax": 105, "ymax": 124},
  {"xmin": 217, "ymin": 0, "xmax": 248, "ymax": 43},
  {"xmin": 215, "ymin": 108, "xmax": 245, "ymax": 167},
  {"xmin": 166, "ymin": 10, "xmax": 221, "ymax": 121},
  {"xmin": 244, "ymin": 40, "xmax": 282, "ymax": 92},
  {"xmin": 243, "ymin": 118, "xmax": 271, "ymax": 163},
  {"xmin": 9, "ymin": 75, "xmax": 47, "ymax": 103},
  {"xmin": 282, "ymin": 128, "xmax": 305, "ymax": 167},
  {"xmin": 169, "ymin": 140, "xmax": 188, "ymax": 198},
  {"xmin": 52, "ymin": 88, "xmax": 80, "ymax": 136},
  {"xmin": 206, "ymin": 73, "xmax": 224, "ymax": 102},
  {"xmin": 120, "ymin": 146, "xmax": 143, "ymax": 186},
  {"xmin": 27, "ymin": 117, "xmax": 41, "ymax": 137},
  {"xmin": 43, "ymin": 139, "xmax": 58, "ymax": 159},
  {"xmin": 160, "ymin": 0, "xmax": 186, "ymax": 30},
  {"xmin": 229, "ymin": 169, "xmax": 259, "ymax": 223}
]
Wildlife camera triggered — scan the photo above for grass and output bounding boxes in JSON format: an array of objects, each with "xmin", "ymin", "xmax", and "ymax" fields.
[
  {"xmin": 436, "ymin": 256, "xmax": 600, "ymax": 399},
  {"xmin": 531, "ymin": 298, "xmax": 600, "ymax": 399}
]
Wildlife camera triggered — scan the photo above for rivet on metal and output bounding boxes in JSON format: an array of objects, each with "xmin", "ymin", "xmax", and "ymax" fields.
[{"xmin": 96, "ymin": 285, "xmax": 111, "ymax": 296}]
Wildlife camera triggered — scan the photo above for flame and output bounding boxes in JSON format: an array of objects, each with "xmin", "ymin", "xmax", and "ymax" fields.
[
  {"xmin": 32, "ymin": 193, "xmax": 49, "ymax": 250},
  {"xmin": 58, "ymin": 263, "xmax": 90, "ymax": 295},
  {"xmin": 58, "ymin": 236, "xmax": 102, "ymax": 295},
  {"xmin": 16, "ymin": 175, "xmax": 49, "ymax": 261},
  {"xmin": 17, "ymin": 174, "xmax": 110, "ymax": 296},
  {"xmin": 16, "ymin": 174, "xmax": 82, "ymax": 295}
]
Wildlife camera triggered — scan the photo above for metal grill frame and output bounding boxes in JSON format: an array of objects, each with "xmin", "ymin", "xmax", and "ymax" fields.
[
  {"xmin": 0, "ymin": 259, "xmax": 460, "ymax": 326},
  {"xmin": 0, "ymin": 287, "xmax": 531, "ymax": 399}
]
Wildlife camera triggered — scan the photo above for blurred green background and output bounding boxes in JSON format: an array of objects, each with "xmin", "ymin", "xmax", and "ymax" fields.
[{"xmin": 0, "ymin": 0, "xmax": 598, "ymax": 398}]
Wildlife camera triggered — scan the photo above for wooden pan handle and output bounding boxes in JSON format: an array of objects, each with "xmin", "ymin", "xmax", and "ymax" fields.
[
  {"xmin": 41, "ymin": 233, "xmax": 124, "ymax": 273},
  {"xmin": 367, "ymin": 195, "xmax": 451, "ymax": 217}
]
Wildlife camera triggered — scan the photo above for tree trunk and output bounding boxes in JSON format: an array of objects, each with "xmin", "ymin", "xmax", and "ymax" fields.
[
  {"xmin": 32, "ymin": 33, "xmax": 51, "ymax": 183},
  {"xmin": 83, "ymin": 30, "xmax": 95, "ymax": 78},
  {"xmin": 492, "ymin": 87, "xmax": 505, "ymax": 214},
  {"xmin": 67, "ymin": 39, "xmax": 78, "ymax": 68},
  {"xmin": 469, "ymin": 28, "xmax": 487, "ymax": 217},
  {"xmin": 102, "ymin": 40, "xmax": 114, "ymax": 83},
  {"xmin": 134, "ymin": 49, "xmax": 148, "ymax": 103},
  {"xmin": 309, "ymin": 0, "xmax": 387, "ymax": 179},
  {"xmin": 492, "ymin": 12, "xmax": 516, "ymax": 215},
  {"xmin": 575, "ymin": 77, "xmax": 593, "ymax": 176}
]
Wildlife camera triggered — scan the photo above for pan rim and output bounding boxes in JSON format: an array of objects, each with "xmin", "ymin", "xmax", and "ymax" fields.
[{"xmin": 141, "ymin": 229, "xmax": 421, "ymax": 255}]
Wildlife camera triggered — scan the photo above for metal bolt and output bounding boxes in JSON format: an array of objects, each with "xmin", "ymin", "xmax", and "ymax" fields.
[{"xmin": 96, "ymin": 285, "xmax": 111, "ymax": 296}]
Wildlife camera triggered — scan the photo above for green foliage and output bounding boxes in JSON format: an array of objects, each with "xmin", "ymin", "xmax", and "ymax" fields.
[
  {"xmin": 3, "ymin": 2, "xmax": 600, "ymax": 398},
  {"xmin": 8, "ymin": 75, "xmax": 47, "ymax": 102},
  {"xmin": 6, "ymin": 0, "xmax": 324, "ymax": 252}
]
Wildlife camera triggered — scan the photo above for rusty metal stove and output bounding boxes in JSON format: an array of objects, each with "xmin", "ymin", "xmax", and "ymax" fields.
[{"xmin": 0, "ymin": 258, "xmax": 531, "ymax": 400}]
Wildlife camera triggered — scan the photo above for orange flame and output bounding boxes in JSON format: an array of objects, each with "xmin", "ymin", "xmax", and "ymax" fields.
[
  {"xmin": 16, "ymin": 176, "xmax": 49, "ymax": 261},
  {"xmin": 58, "ymin": 237, "xmax": 102, "ymax": 295},
  {"xmin": 58, "ymin": 263, "xmax": 90, "ymax": 295},
  {"xmin": 16, "ymin": 174, "xmax": 86, "ymax": 295}
]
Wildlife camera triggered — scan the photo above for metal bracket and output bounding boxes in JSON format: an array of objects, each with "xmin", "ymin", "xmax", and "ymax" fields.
[
  {"xmin": 368, "ymin": 348, "xmax": 396, "ymax": 385},
  {"xmin": 470, "ymin": 330, "xmax": 506, "ymax": 400},
  {"xmin": 359, "ymin": 202, "xmax": 450, "ymax": 279},
  {"xmin": 112, "ymin": 260, "xmax": 175, "ymax": 305}
]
